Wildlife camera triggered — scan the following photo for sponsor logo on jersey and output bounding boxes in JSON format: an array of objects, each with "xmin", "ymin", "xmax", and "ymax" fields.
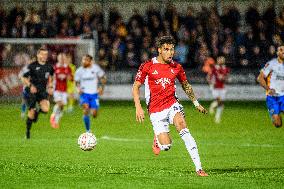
[
  {"xmin": 36, "ymin": 67, "xmax": 40, "ymax": 70},
  {"xmin": 82, "ymin": 77, "xmax": 95, "ymax": 81},
  {"xmin": 155, "ymin": 78, "xmax": 171, "ymax": 89},
  {"xmin": 58, "ymin": 73, "xmax": 67, "ymax": 80},
  {"xmin": 152, "ymin": 70, "xmax": 158, "ymax": 75}
]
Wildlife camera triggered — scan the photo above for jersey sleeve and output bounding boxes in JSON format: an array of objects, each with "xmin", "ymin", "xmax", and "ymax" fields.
[
  {"xmin": 18, "ymin": 65, "xmax": 28, "ymax": 78},
  {"xmin": 96, "ymin": 65, "xmax": 105, "ymax": 78},
  {"xmin": 177, "ymin": 64, "xmax": 187, "ymax": 83},
  {"xmin": 49, "ymin": 64, "xmax": 54, "ymax": 76},
  {"xmin": 135, "ymin": 62, "xmax": 149, "ymax": 84},
  {"xmin": 261, "ymin": 62, "xmax": 273, "ymax": 77},
  {"xmin": 22, "ymin": 64, "xmax": 32, "ymax": 78},
  {"xmin": 74, "ymin": 68, "xmax": 81, "ymax": 82}
]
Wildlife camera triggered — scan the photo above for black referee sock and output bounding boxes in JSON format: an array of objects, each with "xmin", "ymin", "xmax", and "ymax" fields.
[
  {"xmin": 26, "ymin": 118, "xmax": 33, "ymax": 139},
  {"xmin": 33, "ymin": 110, "xmax": 40, "ymax": 122}
]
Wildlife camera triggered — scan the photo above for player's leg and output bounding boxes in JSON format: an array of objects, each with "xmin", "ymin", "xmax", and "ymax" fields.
[
  {"xmin": 67, "ymin": 93, "xmax": 75, "ymax": 112},
  {"xmin": 209, "ymin": 89, "xmax": 218, "ymax": 114},
  {"xmin": 25, "ymin": 92, "xmax": 37, "ymax": 139},
  {"xmin": 80, "ymin": 93, "xmax": 91, "ymax": 132},
  {"xmin": 271, "ymin": 114, "xmax": 282, "ymax": 127},
  {"xmin": 266, "ymin": 96, "xmax": 282, "ymax": 128},
  {"xmin": 50, "ymin": 101, "xmax": 64, "ymax": 128},
  {"xmin": 21, "ymin": 97, "xmax": 27, "ymax": 118},
  {"xmin": 170, "ymin": 103, "xmax": 207, "ymax": 176},
  {"xmin": 275, "ymin": 96, "xmax": 284, "ymax": 128},
  {"xmin": 67, "ymin": 82, "xmax": 76, "ymax": 112},
  {"xmin": 90, "ymin": 94, "xmax": 99, "ymax": 118},
  {"xmin": 82, "ymin": 103, "xmax": 91, "ymax": 132},
  {"xmin": 209, "ymin": 100, "xmax": 217, "ymax": 114},
  {"xmin": 32, "ymin": 92, "xmax": 50, "ymax": 123},
  {"xmin": 215, "ymin": 97, "xmax": 224, "ymax": 123},
  {"xmin": 50, "ymin": 92, "xmax": 67, "ymax": 128},
  {"xmin": 39, "ymin": 99, "xmax": 50, "ymax": 113},
  {"xmin": 21, "ymin": 89, "xmax": 29, "ymax": 118},
  {"xmin": 26, "ymin": 108, "xmax": 36, "ymax": 139},
  {"xmin": 150, "ymin": 110, "xmax": 172, "ymax": 155},
  {"xmin": 173, "ymin": 113, "xmax": 203, "ymax": 172},
  {"xmin": 154, "ymin": 132, "xmax": 172, "ymax": 152}
]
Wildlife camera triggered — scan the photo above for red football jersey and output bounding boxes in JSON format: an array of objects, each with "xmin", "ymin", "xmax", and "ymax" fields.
[
  {"xmin": 210, "ymin": 64, "xmax": 230, "ymax": 89},
  {"xmin": 54, "ymin": 63, "xmax": 72, "ymax": 92},
  {"xmin": 135, "ymin": 57, "xmax": 187, "ymax": 113}
]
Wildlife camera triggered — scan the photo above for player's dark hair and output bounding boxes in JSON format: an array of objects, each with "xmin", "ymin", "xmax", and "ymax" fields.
[
  {"xmin": 84, "ymin": 54, "xmax": 93, "ymax": 60},
  {"xmin": 156, "ymin": 36, "xmax": 176, "ymax": 48},
  {"xmin": 37, "ymin": 47, "xmax": 48, "ymax": 54}
]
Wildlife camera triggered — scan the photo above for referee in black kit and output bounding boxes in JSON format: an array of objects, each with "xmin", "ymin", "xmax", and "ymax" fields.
[{"xmin": 22, "ymin": 47, "xmax": 54, "ymax": 139}]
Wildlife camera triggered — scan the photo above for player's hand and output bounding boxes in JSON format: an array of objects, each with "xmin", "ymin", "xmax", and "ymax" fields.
[
  {"xmin": 77, "ymin": 87, "xmax": 83, "ymax": 95},
  {"xmin": 196, "ymin": 105, "xmax": 208, "ymax": 114},
  {"xmin": 30, "ymin": 85, "xmax": 37, "ymax": 94},
  {"xmin": 136, "ymin": 106, "xmax": 145, "ymax": 123},
  {"xmin": 97, "ymin": 87, "xmax": 104, "ymax": 96},
  {"xmin": 268, "ymin": 88, "xmax": 276, "ymax": 96}
]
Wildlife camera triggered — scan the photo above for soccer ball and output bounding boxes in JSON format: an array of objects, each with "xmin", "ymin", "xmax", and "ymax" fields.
[{"xmin": 78, "ymin": 132, "xmax": 97, "ymax": 151}]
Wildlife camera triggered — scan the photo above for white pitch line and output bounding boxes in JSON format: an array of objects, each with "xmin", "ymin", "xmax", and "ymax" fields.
[{"xmin": 99, "ymin": 135, "xmax": 284, "ymax": 148}]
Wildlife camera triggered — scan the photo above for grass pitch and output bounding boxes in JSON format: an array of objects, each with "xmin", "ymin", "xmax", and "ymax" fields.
[{"xmin": 0, "ymin": 101, "xmax": 283, "ymax": 189}]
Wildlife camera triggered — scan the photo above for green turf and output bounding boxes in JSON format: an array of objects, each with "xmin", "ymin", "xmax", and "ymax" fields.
[{"xmin": 0, "ymin": 101, "xmax": 283, "ymax": 189}]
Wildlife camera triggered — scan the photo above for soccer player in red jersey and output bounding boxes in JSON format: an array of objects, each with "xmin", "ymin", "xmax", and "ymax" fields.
[
  {"xmin": 207, "ymin": 56, "xmax": 230, "ymax": 123},
  {"xmin": 50, "ymin": 53, "xmax": 72, "ymax": 128},
  {"xmin": 132, "ymin": 36, "xmax": 208, "ymax": 177}
]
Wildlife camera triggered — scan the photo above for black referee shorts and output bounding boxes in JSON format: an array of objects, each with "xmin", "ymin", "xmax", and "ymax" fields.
[{"xmin": 25, "ymin": 88, "xmax": 48, "ymax": 110}]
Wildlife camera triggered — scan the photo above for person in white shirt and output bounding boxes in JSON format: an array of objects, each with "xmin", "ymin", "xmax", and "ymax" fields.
[
  {"xmin": 257, "ymin": 45, "xmax": 284, "ymax": 128},
  {"xmin": 75, "ymin": 54, "xmax": 106, "ymax": 132}
]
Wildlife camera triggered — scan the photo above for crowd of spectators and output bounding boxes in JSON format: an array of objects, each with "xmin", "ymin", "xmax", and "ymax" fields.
[{"xmin": 0, "ymin": 3, "xmax": 284, "ymax": 71}]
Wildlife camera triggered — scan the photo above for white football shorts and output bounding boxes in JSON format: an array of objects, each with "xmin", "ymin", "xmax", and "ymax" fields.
[
  {"xmin": 53, "ymin": 91, "xmax": 68, "ymax": 105},
  {"xmin": 212, "ymin": 88, "xmax": 226, "ymax": 100},
  {"xmin": 150, "ymin": 102, "xmax": 185, "ymax": 135}
]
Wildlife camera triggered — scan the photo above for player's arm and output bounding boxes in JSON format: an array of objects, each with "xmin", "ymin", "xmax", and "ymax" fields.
[
  {"xmin": 22, "ymin": 76, "xmax": 31, "ymax": 88},
  {"xmin": 47, "ymin": 66, "xmax": 54, "ymax": 95},
  {"xmin": 181, "ymin": 80, "xmax": 207, "ymax": 114},
  {"xmin": 257, "ymin": 71, "xmax": 275, "ymax": 95},
  {"xmin": 75, "ymin": 81, "xmax": 82, "ymax": 94},
  {"xmin": 98, "ymin": 75, "xmax": 107, "ymax": 96},
  {"xmin": 74, "ymin": 69, "xmax": 82, "ymax": 94},
  {"xmin": 67, "ymin": 72, "xmax": 73, "ymax": 81},
  {"xmin": 133, "ymin": 62, "xmax": 149, "ymax": 123},
  {"xmin": 132, "ymin": 81, "xmax": 145, "ymax": 123},
  {"xmin": 22, "ymin": 65, "xmax": 37, "ymax": 94},
  {"xmin": 46, "ymin": 75, "xmax": 53, "ymax": 95},
  {"xmin": 22, "ymin": 76, "xmax": 37, "ymax": 93}
]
